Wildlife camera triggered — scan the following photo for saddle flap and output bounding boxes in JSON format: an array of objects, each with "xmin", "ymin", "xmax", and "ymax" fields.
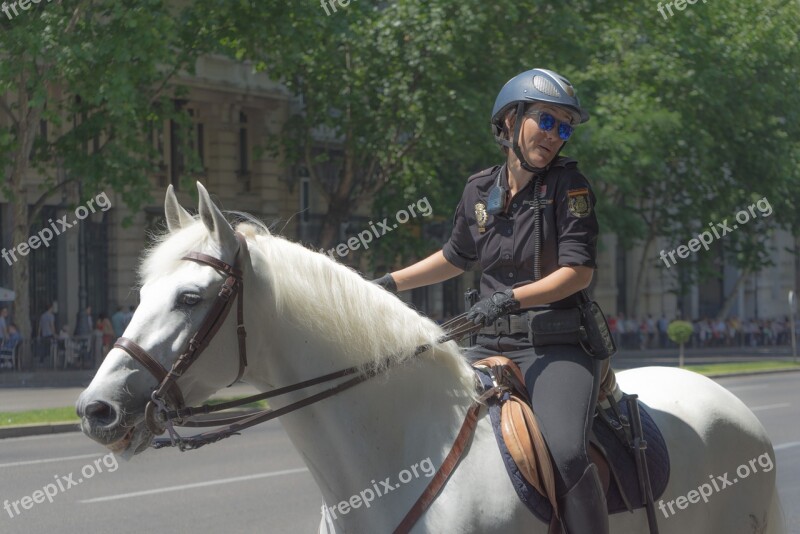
[{"xmin": 501, "ymin": 396, "xmax": 559, "ymax": 514}]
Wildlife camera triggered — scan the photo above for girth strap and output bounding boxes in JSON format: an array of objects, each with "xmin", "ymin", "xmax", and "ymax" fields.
[{"xmin": 393, "ymin": 388, "xmax": 496, "ymax": 534}]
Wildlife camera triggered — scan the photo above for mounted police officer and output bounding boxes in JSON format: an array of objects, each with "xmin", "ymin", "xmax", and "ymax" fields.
[{"xmin": 374, "ymin": 68, "xmax": 609, "ymax": 534}]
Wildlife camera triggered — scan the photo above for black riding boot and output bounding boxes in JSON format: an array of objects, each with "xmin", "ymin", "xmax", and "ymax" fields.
[{"xmin": 558, "ymin": 464, "xmax": 608, "ymax": 534}]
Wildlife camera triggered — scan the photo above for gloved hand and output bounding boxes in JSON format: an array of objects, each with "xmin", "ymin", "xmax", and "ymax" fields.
[
  {"xmin": 372, "ymin": 273, "xmax": 398, "ymax": 294},
  {"xmin": 466, "ymin": 289, "xmax": 520, "ymax": 326}
]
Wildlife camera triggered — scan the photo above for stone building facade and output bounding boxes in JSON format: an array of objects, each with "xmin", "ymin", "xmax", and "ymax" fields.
[{"xmin": 1, "ymin": 53, "xmax": 796, "ymax": 337}]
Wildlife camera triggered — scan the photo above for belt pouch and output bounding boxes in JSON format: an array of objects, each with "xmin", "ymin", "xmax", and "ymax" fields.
[
  {"xmin": 579, "ymin": 299, "xmax": 617, "ymax": 360},
  {"xmin": 527, "ymin": 308, "xmax": 582, "ymax": 346}
]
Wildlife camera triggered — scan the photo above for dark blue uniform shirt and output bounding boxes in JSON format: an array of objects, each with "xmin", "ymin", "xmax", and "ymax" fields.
[{"xmin": 442, "ymin": 156, "xmax": 598, "ymax": 308}]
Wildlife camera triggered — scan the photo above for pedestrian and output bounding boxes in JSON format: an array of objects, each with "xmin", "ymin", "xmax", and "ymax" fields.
[
  {"xmin": 373, "ymin": 69, "xmax": 609, "ymax": 533},
  {"xmin": 74, "ymin": 305, "xmax": 93, "ymax": 337},
  {"xmin": 646, "ymin": 314, "xmax": 656, "ymax": 348},
  {"xmin": 4, "ymin": 323, "xmax": 21, "ymax": 350},
  {"xmin": 617, "ymin": 312, "xmax": 627, "ymax": 349},
  {"xmin": 123, "ymin": 305, "xmax": 135, "ymax": 329},
  {"xmin": 111, "ymin": 306, "xmax": 127, "ymax": 338},
  {"xmin": 96, "ymin": 312, "xmax": 115, "ymax": 356},
  {"xmin": 0, "ymin": 307, "xmax": 9, "ymax": 343},
  {"xmin": 658, "ymin": 314, "xmax": 669, "ymax": 348},
  {"xmin": 626, "ymin": 317, "xmax": 638, "ymax": 349},
  {"xmin": 608, "ymin": 314, "xmax": 619, "ymax": 347},
  {"xmin": 38, "ymin": 302, "xmax": 57, "ymax": 364}
]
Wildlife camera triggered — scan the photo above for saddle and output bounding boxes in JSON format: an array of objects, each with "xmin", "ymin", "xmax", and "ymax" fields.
[{"xmin": 472, "ymin": 356, "xmax": 669, "ymax": 531}]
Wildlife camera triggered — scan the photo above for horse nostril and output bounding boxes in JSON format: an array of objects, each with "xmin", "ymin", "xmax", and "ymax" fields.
[{"xmin": 83, "ymin": 400, "xmax": 118, "ymax": 427}]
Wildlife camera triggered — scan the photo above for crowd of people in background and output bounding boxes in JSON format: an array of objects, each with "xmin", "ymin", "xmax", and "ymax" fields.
[
  {"xmin": 51, "ymin": 303, "xmax": 137, "ymax": 364},
  {"xmin": 608, "ymin": 313, "xmax": 800, "ymax": 350},
  {"xmin": 0, "ymin": 302, "xmax": 138, "ymax": 370},
  {"xmin": 3, "ymin": 301, "xmax": 800, "ymax": 371}
]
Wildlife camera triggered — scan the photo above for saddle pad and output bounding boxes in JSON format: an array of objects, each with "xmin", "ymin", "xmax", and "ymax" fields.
[
  {"xmin": 594, "ymin": 398, "xmax": 671, "ymax": 514},
  {"xmin": 475, "ymin": 370, "xmax": 671, "ymax": 520}
]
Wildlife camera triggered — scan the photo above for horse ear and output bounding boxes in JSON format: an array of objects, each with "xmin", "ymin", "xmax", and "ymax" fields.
[
  {"xmin": 164, "ymin": 184, "xmax": 194, "ymax": 233},
  {"xmin": 196, "ymin": 182, "xmax": 238, "ymax": 259}
]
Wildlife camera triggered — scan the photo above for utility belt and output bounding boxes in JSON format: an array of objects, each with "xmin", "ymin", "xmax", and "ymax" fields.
[
  {"xmin": 477, "ymin": 299, "xmax": 616, "ymax": 360},
  {"xmin": 479, "ymin": 308, "xmax": 584, "ymax": 346}
]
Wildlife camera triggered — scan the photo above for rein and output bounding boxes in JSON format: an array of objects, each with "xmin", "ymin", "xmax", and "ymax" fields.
[{"xmin": 151, "ymin": 313, "xmax": 481, "ymax": 450}]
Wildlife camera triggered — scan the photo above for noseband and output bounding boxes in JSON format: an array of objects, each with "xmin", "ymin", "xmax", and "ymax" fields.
[{"xmin": 114, "ymin": 232, "xmax": 249, "ymax": 435}]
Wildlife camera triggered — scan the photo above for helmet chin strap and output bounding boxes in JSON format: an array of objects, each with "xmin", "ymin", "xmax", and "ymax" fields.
[{"xmin": 494, "ymin": 102, "xmax": 565, "ymax": 177}]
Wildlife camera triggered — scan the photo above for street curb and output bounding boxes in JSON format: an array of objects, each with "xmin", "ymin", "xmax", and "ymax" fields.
[
  {"xmin": 703, "ymin": 367, "xmax": 800, "ymax": 379},
  {"xmin": 0, "ymin": 409, "xmax": 261, "ymax": 440},
  {"xmin": 0, "ymin": 421, "xmax": 79, "ymax": 439}
]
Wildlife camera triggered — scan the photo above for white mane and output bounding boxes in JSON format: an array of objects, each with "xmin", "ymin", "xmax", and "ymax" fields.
[{"xmin": 138, "ymin": 214, "xmax": 477, "ymax": 395}]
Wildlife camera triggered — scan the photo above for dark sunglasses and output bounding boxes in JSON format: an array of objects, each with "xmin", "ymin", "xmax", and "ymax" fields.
[{"xmin": 523, "ymin": 109, "xmax": 575, "ymax": 141}]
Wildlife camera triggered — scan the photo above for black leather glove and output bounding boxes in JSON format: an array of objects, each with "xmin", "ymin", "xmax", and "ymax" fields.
[
  {"xmin": 466, "ymin": 289, "xmax": 520, "ymax": 326},
  {"xmin": 372, "ymin": 273, "xmax": 398, "ymax": 294}
]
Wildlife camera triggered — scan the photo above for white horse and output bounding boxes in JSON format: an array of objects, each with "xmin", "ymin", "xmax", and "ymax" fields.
[{"xmin": 77, "ymin": 183, "xmax": 786, "ymax": 534}]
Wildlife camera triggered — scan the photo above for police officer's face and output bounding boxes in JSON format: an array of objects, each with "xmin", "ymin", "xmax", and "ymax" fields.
[{"xmin": 512, "ymin": 103, "xmax": 575, "ymax": 168}]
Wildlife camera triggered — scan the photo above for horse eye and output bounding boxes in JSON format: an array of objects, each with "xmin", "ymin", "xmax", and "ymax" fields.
[{"xmin": 179, "ymin": 293, "xmax": 202, "ymax": 307}]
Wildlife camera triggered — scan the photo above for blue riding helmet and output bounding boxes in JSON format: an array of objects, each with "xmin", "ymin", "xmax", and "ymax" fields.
[
  {"xmin": 490, "ymin": 68, "xmax": 589, "ymax": 173},
  {"xmin": 491, "ymin": 68, "xmax": 589, "ymax": 129}
]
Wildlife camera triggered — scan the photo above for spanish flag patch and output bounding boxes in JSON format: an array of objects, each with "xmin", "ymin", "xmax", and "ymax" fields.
[{"xmin": 567, "ymin": 188, "xmax": 591, "ymax": 218}]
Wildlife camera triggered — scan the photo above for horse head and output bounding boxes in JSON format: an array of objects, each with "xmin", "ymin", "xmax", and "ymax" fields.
[{"xmin": 76, "ymin": 182, "xmax": 261, "ymax": 458}]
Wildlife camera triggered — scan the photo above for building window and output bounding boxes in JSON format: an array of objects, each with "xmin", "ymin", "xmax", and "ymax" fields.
[
  {"xmin": 169, "ymin": 102, "xmax": 204, "ymax": 189},
  {"xmin": 195, "ymin": 122, "xmax": 204, "ymax": 168},
  {"xmin": 169, "ymin": 117, "xmax": 184, "ymax": 188},
  {"xmin": 151, "ymin": 122, "xmax": 167, "ymax": 187},
  {"xmin": 29, "ymin": 206, "xmax": 60, "ymax": 330},
  {"xmin": 238, "ymin": 111, "xmax": 251, "ymax": 192},
  {"xmin": 300, "ymin": 177, "xmax": 310, "ymax": 224}
]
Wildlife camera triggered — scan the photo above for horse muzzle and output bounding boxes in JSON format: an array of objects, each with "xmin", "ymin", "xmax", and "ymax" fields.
[{"xmin": 76, "ymin": 393, "xmax": 132, "ymax": 446}]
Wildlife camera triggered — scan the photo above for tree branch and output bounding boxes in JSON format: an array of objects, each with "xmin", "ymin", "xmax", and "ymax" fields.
[{"xmin": 29, "ymin": 177, "xmax": 76, "ymax": 224}]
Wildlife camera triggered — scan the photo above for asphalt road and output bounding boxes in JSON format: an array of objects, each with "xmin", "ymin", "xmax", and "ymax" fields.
[{"xmin": 0, "ymin": 372, "xmax": 797, "ymax": 534}]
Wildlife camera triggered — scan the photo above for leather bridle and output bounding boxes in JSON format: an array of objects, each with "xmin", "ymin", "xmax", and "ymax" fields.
[{"xmin": 113, "ymin": 232, "xmax": 249, "ymax": 437}]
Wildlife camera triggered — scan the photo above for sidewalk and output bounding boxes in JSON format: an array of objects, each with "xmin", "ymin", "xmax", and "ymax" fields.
[{"xmin": 0, "ymin": 382, "xmax": 262, "ymax": 413}]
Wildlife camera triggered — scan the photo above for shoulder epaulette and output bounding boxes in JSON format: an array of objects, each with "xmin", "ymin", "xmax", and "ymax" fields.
[
  {"xmin": 467, "ymin": 165, "xmax": 501, "ymax": 182},
  {"xmin": 553, "ymin": 156, "xmax": 578, "ymax": 168}
]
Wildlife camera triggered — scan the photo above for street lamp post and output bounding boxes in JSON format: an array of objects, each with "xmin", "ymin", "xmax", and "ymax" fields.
[{"xmin": 789, "ymin": 290, "xmax": 797, "ymax": 364}]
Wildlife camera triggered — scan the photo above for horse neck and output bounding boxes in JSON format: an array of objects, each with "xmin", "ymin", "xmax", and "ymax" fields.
[{"xmin": 247, "ymin": 313, "xmax": 476, "ymax": 531}]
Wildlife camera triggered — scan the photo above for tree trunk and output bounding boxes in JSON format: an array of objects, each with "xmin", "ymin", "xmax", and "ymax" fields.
[
  {"xmin": 715, "ymin": 268, "xmax": 750, "ymax": 321},
  {"xmin": 318, "ymin": 195, "xmax": 351, "ymax": 251},
  {"xmin": 795, "ymin": 234, "xmax": 800, "ymax": 304},
  {"xmin": 317, "ymin": 145, "xmax": 357, "ymax": 251},
  {"xmin": 630, "ymin": 232, "xmax": 656, "ymax": 319},
  {"xmin": 8, "ymin": 71, "xmax": 41, "ymax": 368},
  {"xmin": 679, "ymin": 341, "xmax": 685, "ymax": 368}
]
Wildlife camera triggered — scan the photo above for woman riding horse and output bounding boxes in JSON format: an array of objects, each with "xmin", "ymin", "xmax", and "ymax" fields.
[{"xmin": 374, "ymin": 68, "xmax": 608, "ymax": 534}]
